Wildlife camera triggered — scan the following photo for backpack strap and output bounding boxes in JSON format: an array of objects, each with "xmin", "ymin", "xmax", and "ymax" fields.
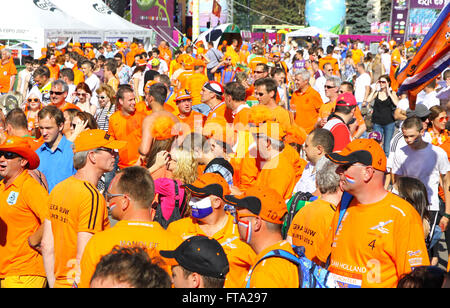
[
  {"xmin": 173, "ymin": 179, "xmax": 179, "ymax": 210},
  {"xmin": 245, "ymin": 249, "xmax": 303, "ymax": 288}
]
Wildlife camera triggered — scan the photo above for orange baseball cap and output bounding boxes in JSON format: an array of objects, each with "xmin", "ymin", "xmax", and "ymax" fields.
[
  {"xmin": 73, "ymin": 129, "xmax": 127, "ymax": 153},
  {"xmin": 183, "ymin": 173, "xmax": 230, "ymax": 199},
  {"xmin": 224, "ymin": 186, "xmax": 286, "ymax": 225},
  {"xmin": 151, "ymin": 116, "xmax": 176, "ymax": 140},
  {"xmin": 326, "ymin": 138, "xmax": 387, "ymax": 172},
  {"xmin": 250, "ymin": 121, "xmax": 285, "ymax": 141},
  {"xmin": 0, "ymin": 136, "xmax": 40, "ymax": 170}
]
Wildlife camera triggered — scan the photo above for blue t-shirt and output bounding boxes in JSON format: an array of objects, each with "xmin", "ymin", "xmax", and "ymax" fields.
[{"xmin": 36, "ymin": 135, "xmax": 76, "ymax": 192}]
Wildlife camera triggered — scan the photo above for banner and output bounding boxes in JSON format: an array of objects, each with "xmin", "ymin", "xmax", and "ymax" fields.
[
  {"xmin": 396, "ymin": 3, "xmax": 450, "ymax": 107},
  {"xmin": 390, "ymin": 0, "xmax": 409, "ymax": 44},
  {"xmin": 187, "ymin": 0, "xmax": 229, "ymax": 31},
  {"xmin": 409, "ymin": 0, "xmax": 448, "ymax": 9},
  {"xmin": 131, "ymin": 0, "xmax": 174, "ymax": 40}
]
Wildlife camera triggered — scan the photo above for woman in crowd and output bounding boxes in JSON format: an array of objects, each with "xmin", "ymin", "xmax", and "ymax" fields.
[
  {"xmin": 94, "ymin": 84, "xmax": 116, "ymax": 132},
  {"xmin": 74, "ymin": 82, "xmax": 97, "ymax": 115}
]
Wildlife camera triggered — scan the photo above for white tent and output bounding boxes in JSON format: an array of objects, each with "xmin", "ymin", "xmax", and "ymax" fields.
[
  {"xmin": 52, "ymin": 0, "xmax": 154, "ymax": 44},
  {"xmin": 0, "ymin": 0, "xmax": 102, "ymax": 58},
  {"xmin": 285, "ymin": 26, "xmax": 339, "ymax": 39}
]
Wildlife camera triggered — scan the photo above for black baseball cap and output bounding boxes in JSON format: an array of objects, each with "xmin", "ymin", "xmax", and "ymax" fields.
[{"xmin": 160, "ymin": 236, "xmax": 229, "ymax": 279}]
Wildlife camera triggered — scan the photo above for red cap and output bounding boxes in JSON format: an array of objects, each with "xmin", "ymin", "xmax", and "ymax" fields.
[{"xmin": 336, "ymin": 92, "xmax": 357, "ymax": 107}]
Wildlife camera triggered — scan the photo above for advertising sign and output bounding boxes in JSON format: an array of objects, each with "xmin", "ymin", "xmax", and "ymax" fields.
[
  {"xmin": 131, "ymin": 0, "xmax": 174, "ymax": 41},
  {"xmin": 390, "ymin": 0, "xmax": 409, "ymax": 43}
]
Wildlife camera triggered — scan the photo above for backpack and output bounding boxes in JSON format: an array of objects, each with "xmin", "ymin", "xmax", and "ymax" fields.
[
  {"xmin": 244, "ymin": 245, "xmax": 336, "ymax": 288},
  {"xmin": 153, "ymin": 179, "xmax": 186, "ymax": 229},
  {"xmin": 282, "ymin": 191, "xmax": 317, "ymax": 239}
]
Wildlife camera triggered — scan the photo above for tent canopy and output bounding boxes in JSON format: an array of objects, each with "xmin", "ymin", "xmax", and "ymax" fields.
[
  {"xmin": 52, "ymin": 0, "xmax": 153, "ymax": 42},
  {"xmin": 286, "ymin": 26, "xmax": 339, "ymax": 39}
]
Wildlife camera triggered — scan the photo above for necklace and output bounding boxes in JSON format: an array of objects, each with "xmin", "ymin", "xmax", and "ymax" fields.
[{"xmin": 428, "ymin": 128, "xmax": 448, "ymax": 145}]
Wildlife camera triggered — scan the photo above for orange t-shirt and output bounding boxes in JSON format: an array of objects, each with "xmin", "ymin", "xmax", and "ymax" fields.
[
  {"xmin": 245, "ymin": 240, "xmax": 299, "ymax": 288},
  {"xmin": 270, "ymin": 105, "xmax": 293, "ymax": 131},
  {"xmin": 72, "ymin": 65, "xmax": 85, "ymax": 86},
  {"xmin": 351, "ymin": 48, "xmax": 365, "ymax": 65},
  {"xmin": 176, "ymin": 110, "xmax": 206, "ymax": 131},
  {"xmin": 0, "ymin": 171, "xmax": 49, "ymax": 278},
  {"xmin": 79, "ymin": 220, "xmax": 183, "ymax": 288},
  {"xmin": 177, "ymin": 71, "xmax": 194, "ymax": 90},
  {"xmin": 318, "ymin": 56, "xmax": 339, "ymax": 76},
  {"xmin": 0, "ymin": 60, "xmax": 17, "ymax": 93},
  {"xmin": 317, "ymin": 192, "xmax": 430, "ymax": 288},
  {"xmin": 287, "ymin": 198, "xmax": 337, "ymax": 262},
  {"xmin": 233, "ymin": 105, "xmax": 251, "ymax": 127},
  {"xmin": 205, "ymin": 102, "xmax": 234, "ymax": 124},
  {"xmin": 108, "ymin": 110, "xmax": 147, "ymax": 169},
  {"xmin": 46, "ymin": 64, "xmax": 60, "ymax": 80},
  {"xmin": 186, "ymin": 72, "xmax": 208, "ymax": 106},
  {"xmin": 49, "ymin": 177, "xmax": 110, "ymax": 288},
  {"xmin": 167, "ymin": 214, "xmax": 257, "ymax": 288},
  {"xmin": 291, "ymin": 86, "xmax": 323, "ymax": 134},
  {"xmin": 255, "ymin": 150, "xmax": 297, "ymax": 200}
]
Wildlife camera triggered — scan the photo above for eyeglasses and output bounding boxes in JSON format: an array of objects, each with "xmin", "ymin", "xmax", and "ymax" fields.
[
  {"xmin": 324, "ymin": 85, "xmax": 336, "ymax": 89},
  {"xmin": 0, "ymin": 151, "xmax": 21, "ymax": 160},
  {"xmin": 50, "ymin": 91, "xmax": 65, "ymax": 95},
  {"xmin": 438, "ymin": 116, "xmax": 449, "ymax": 123},
  {"xmin": 27, "ymin": 98, "xmax": 40, "ymax": 103},
  {"xmin": 105, "ymin": 191, "xmax": 125, "ymax": 203},
  {"xmin": 76, "ymin": 93, "xmax": 87, "ymax": 97}
]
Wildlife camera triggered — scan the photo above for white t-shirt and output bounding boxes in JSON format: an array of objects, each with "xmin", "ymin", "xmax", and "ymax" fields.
[
  {"xmin": 417, "ymin": 91, "xmax": 440, "ymax": 110},
  {"xmin": 354, "ymin": 73, "xmax": 371, "ymax": 103},
  {"xmin": 391, "ymin": 143, "xmax": 450, "ymax": 211},
  {"xmin": 381, "ymin": 53, "xmax": 391, "ymax": 74},
  {"xmin": 85, "ymin": 74, "xmax": 100, "ymax": 108},
  {"xmin": 313, "ymin": 75, "xmax": 329, "ymax": 103}
]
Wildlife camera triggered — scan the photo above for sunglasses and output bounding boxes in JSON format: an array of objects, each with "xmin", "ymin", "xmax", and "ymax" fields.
[
  {"xmin": 438, "ymin": 116, "xmax": 449, "ymax": 123},
  {"xmin": 96, "ymin": 147, "xmax": 116, "ymax": 155},
  {"xmin": 98, "ymin": 96, "xmax": 107, "ymax": 100},
  {"xmin": 324, "ymin": 85, "xmax": 336, "ymax": 89},
  {"xmin": 254, "ymin": 71, "xmax": 265, "ymax": 74},
  {"xmin": 378, "ymin": 80, "xmax": 387, "ymax": 84},
  {"xmin": 0, "ymin": 151, "xmax": 21, "ymax": 159},
  {"xmin": 76, "ymin": 93, "xmax": 87, "ymax": 97},
  {"xmin": 27, "ymin": 98, "xmax": 40, "ymax": 103},
  {"xmin": 50, "ymin": 91, "xmax": 65, "ymax": 95}
]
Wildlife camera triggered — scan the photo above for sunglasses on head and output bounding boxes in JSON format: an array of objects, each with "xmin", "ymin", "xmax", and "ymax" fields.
[
  {"xmin": 27, "ymin": 98, "xmax": 40, "ymax": 103},
  {"xmin": 0, "ymin": 151, "xmax": 21, "ymax": 159}
]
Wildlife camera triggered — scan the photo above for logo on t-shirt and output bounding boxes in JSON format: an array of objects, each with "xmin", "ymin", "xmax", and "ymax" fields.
[
  {"xmin": 7, "ymin": 191, "xmax": 19, "ymax": 205},
  {"xmin": 370, "ymin": 220, "xmax": 393, "ymax": 234}
]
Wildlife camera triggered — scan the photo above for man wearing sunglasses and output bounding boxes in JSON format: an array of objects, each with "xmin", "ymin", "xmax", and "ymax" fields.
[
  {"xmin": 43, "ymin": 129, "xmax": 126, "ymax": 288},
  {"xmin": 49, "ymin": 80, "xmax": 79, "ymax": 112},
  {"xmin": 0, "ymin": 136, "xmax": 51, "ymax": 288},
  {"xmin": 319, "ymin": 138, "xmax": 430, "ymax": 287}
]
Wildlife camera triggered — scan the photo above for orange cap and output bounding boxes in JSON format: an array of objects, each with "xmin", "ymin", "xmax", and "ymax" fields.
[
  {"xmin": 183, "ymin": 56, "xmax": 195, "ymax": 70},
  {"xmin": 326, "ymin": 138, "xmax": 387, "ymax": 172},
  {"xmin": 74, "ymin": 42, "xmax": 81, "ymax": 47},
  {"xmin": 284, "ymin": 124, "xmax": 307, "ymax": 146},
  {"xmin": 151, "ymin": 116, "xmax": 176, "ymax": 140},
  {"xmin": 183, "ymin": 173, "xmax": 230, "ymax": 199},
  {"xmin": 73, "ymin": 129, "xmax": 127, "ymax": 153},
  {"xmin": 175, "ymin": 89, "xmax": 192, "ymax": 102},
  {"xmin": 0, "ymin": 136, "xmax": 40, "ymax": 170},
  {"xmin": 224, "ymin": 186, "xmax": 286, "ymax": 224},
  {"xmin": 203, "ymin": 117, "xmax": 236, "ymax": 147},
  {"xmin": 84, "ymin": 43, "xmax": 93, "ymax": 48},
  {"xmin": 248, "ymin": 105, "xmax": 275, "ymax": 125},
  {"xmin": 250, "ymin": 121, "xmax": 285, "ymax": 141}
]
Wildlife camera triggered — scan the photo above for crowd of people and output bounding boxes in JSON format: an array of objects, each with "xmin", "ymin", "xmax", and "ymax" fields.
[{"xmin": 0, "ymin": 35, "xmax": 449, "ymax": 289}]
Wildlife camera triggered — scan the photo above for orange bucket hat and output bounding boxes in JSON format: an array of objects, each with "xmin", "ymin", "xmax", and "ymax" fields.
[{"xmin": 0, "ymin": 136, "xmax": 40, "ymax": 170}]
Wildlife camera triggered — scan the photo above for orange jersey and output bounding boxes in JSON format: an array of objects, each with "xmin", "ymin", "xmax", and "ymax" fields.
[
  {"xmin": 108, "ymin": 110, "xmax": 147, "ymax": 169},
  {"xmin": 291, "ymin": 86, "xmax": 323, "ymax": 134},
  {"xmin": 287, "ymin": 199, "xmax": 337, "ymax": 262},
  {"xmin": 79, "ymin": 220, "xmax": 183, "ymax": 288},
  {"xmin": 245, "ymin": 240, "xmax": 299, "ymax": 288},
  {"xmin": 233, "ymin": 105, "xmax": 251, "ymax": 127},
  {"xmin": 167, "ymin": 214, "xmax": 257, "ymax": 288},
  {"xmin": 72, "ymin": 65, "xmax": 85, "ymax": 86},
  {"xmin": 186, "ymin": 72, "xmax": 208, "ymax": 106},
  {"xmin": 205, "ymin": 102, "xmax": 234, "ymax": 124},
  {"xmin": 176, "ymin": 110, "xmax": 206, "ymax": 131},
  {"xmin": 0, "ymin": 59, "xmax": 17, "ymax": 93},
  {"xmin": 318, "ymin": 192, "xmax": 430, "ymax": 288},
  {"xmin": 177, "ymin": 71, "xmax": 194, "ymax": 90},
  {"xmin": 46, "ymin": 64, "xmax": 60, "ymax": 80},
  {"xmin": 0, "ymin": 171, "xmax": 50, "ymax": 278},
  {"xmin": 49, "ymin": 177, "xmax": 110, "ymax": 288}
]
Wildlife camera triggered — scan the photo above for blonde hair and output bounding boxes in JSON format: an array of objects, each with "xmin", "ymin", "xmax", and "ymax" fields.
[{"xmin": 171, "ymin": 147, "xmax": 198, "ymax": 185}]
